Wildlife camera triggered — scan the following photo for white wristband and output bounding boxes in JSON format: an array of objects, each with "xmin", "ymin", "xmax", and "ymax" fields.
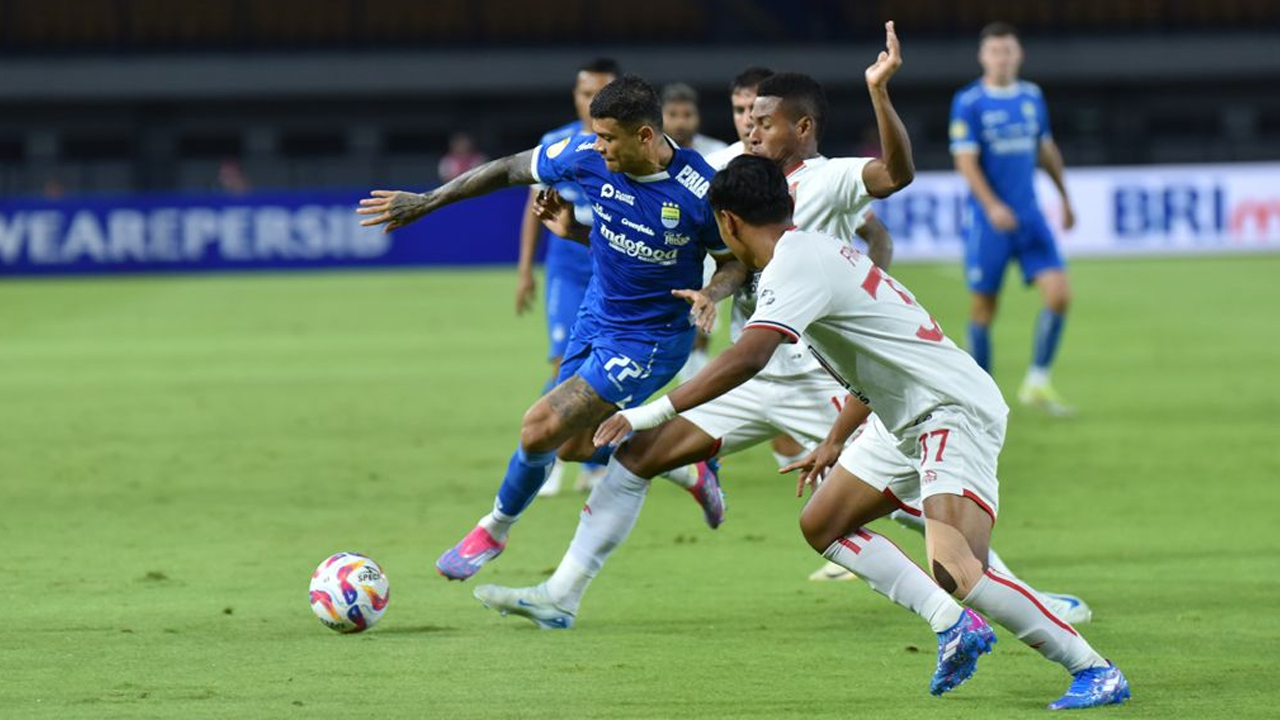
[{"xmin": 620, "ymin": 396, "xmax": 677, "ymax": 432}]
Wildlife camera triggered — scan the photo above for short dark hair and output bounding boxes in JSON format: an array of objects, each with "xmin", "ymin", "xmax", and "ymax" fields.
[
  {"xmin": 661, "ymin": 82, "xmax": 699, "ymax": 106},
  {"xmin": 980, "ymin": 22, "xmax": 1018, "ymax": 41},
  {"xmin": 579, "ymin": 57, "xmax": 621, "ymax": 76},
  {"xmin": 709, "ymin": 155, "xmax": 793, "ymax": 226},
  {"xmin": 590, "ymin": 74, "xmax": 663, "ymax": 130},
  {"xmin": 730, "ymin": 66, "xmax": 774, "ymax": 93},
  {"xmin": 754, "ymin": 72, "xmax": 828, "ymax": 141}
]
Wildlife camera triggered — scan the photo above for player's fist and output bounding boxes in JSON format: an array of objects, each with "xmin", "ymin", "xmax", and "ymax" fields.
[
  {"xmin": 357, "ymin": 190, "xmax": 432, "ymax": 233},
  {"xmin": 532, "ymin": 189, "xmax": 579, "ymax": 239},
  {"xmin": 515, "ymin": 271, "xmax": 537, "ymax": 315},
  {"xmin": 984, "ymin": 201, "xmax": 1020, "ymax": 232},
  {"xmin": 865, "ymin": 21, "xmax": 903, "ymax": 89},
  {"xmin": 1061, "ymin": 202, "xmax": 1076, "ymax": 231},
  {"xmin": 673, "ymin": 289, "xmax": 717, "ymax": 334}
]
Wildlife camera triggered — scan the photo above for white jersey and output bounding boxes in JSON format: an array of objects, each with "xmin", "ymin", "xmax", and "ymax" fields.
[
  {"xmin": 704, "ymin": 140, "xmax": 744, "ymax": 171},
  {"xmin": 690, "ymin": 134, "xmax": 730, "ymax": 158},
  {"xmin": 745, "ymin": 229, "xmax": 1007, "ymax": 436},
  {"xmin": 731, "ymin": 156, "xmax": 875, "ymax": 378}
]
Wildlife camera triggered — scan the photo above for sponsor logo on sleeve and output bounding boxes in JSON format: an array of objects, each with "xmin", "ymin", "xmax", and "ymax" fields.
[{"xmin": 545, "ymin": 138, "xmax": 571, "ymax": 159}]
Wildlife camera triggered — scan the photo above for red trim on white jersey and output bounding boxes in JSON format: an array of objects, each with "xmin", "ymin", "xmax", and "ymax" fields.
[
  {"xmin": 743, "ymin": 320, "xmax": 799, "ymax": 343},
  {"xmin": 963, "ymin": 490, "xmax": 997, "ymax": 523}
]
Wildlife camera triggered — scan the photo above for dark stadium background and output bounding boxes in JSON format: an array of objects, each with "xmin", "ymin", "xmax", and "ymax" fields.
[{"xmin": 0, "ymin": 0, "xmax": 1276, "ymax": 197}]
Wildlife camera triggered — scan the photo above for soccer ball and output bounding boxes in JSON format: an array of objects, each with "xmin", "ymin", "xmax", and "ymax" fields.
[{"xmin": 308, "ymin": 552, "xmax": 390, "ymax": 633}]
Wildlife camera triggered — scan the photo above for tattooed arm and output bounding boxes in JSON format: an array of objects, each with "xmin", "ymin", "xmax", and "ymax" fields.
[{"xmin": 357, "ymin": 149, "xmax": 538, "ymax": 232}]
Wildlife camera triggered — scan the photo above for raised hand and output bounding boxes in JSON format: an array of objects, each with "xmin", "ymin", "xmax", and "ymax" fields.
[
  {"xmin": 673, "ymin": 289, "xmax": 717, "ymax": 334},
  {"xmin": 865, "ymin": 20, "xmax": 903, "ymax": 89},
  {"xmin": 357, "ymin": 190, "xmax": 433, "ymax": 233}
]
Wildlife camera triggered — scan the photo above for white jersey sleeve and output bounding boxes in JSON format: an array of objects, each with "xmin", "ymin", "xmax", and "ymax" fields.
[
  {"xmin": 704, "ymin": 141, "xmax": 745, "ymax": 172},
  {"xmin": 742, "ymin": 239, "xmax": 832, "ymax": 343},
  {"xmin": 811, "ymin": 157, "xmax": 873, "ymax": 214}
]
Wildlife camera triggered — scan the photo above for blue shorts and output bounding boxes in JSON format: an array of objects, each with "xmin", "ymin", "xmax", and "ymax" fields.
[
  {"xmin": 964, "ymin": 206, "xmax": 1064, "ymax": 295},
  {"xmin": 556, "ymin": 318, "xmax": 694, "ymax": 409}
]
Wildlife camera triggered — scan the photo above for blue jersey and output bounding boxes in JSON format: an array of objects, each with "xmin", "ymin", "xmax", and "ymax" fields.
[
  {"xmin": 537, "ymin": 120, "xmax": 594, "ymax": 279},
  {"xmin": 949, "ymin": 80, "xmax": 1051, "ymax": 215},
  {"xmin": 532, "ymin": 133, "xmax": 727, "ymax": 337}
]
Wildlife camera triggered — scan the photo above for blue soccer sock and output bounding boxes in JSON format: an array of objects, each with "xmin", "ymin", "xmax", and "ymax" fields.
[
  {"xmin": 485, "ymin": 447, "xmax": 558, "ymax": 539},
  {"xmin": 584, "ymin": 445, "xmax": 614, "ymax": 467},
  {"xmin": 968, "ymin": 321, "xmax": 993, "ymax": 373},
  {"xmin": 1030, "ymin": 308, "xmax": 1066, "ymax": 378}
]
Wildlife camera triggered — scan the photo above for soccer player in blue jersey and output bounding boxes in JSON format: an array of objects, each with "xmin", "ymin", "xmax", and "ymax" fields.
[
  {"xmin": 515, "ymin": 58, "xmax": 619, "ymax": 496},
  {"xmin": 358, "ymin": 75, "xmax": 747, "ymax": 581},
  {"xmin": 950, "ymin": 22, "xmax": 1076, "ymax": 415}
]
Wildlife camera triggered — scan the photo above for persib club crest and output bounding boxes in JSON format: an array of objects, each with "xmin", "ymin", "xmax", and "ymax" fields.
[{"xmin": 660, "ymin": 202, "xmax": 680, "ymax": 229}]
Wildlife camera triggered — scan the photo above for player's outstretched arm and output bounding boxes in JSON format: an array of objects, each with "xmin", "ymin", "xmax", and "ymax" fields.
[
  {"xmin": 856, "ymin": 213, "xmax": 894, "ymax": 269},
  {"xmin": 357, "ymin": 148, "xmax": 538, "ymax": 233},
  {"xmin": 861, "ymin": 21, "xmax": 915, "ymax": 199},
  {"xmin": 593, "ymin": 328, "xmax": 781, "ymax": 447},
  {"xmin": 671, "ymin": 253, "xmax": 749, "ymax": 333},
  {"xmin": 780, "ymin": 397, "xmax": 872, "ymax": 496}
]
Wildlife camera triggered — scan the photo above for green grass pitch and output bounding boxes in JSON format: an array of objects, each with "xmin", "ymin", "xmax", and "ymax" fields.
[{"xmin": 1, "ymin": 255, "xmax": 1277, "ymax": 719}]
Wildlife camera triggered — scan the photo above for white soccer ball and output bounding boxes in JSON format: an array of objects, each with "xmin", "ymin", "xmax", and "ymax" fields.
[{"xmin": 308, "ymin": 552, "xmax": 390, "ymax": 633}]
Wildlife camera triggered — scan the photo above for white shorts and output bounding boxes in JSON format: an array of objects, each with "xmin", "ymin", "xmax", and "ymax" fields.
[
  {"xmin": 681, "ymin": 371, "xmax": 852, "ymax": 456},
  {"xmin": 837, "ymin": 405, "xmax": 1004, "ymax": 521}
]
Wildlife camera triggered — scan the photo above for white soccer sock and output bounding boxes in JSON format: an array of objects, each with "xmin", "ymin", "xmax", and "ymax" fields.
[
  {"xmin": 1025, "ymin": 366, "xmax": 1051, "ymax": 387},
  {"xmin": 963, "ymin": 570, "xmax": 1106, "ymax": 674},
  {"xmin": 985, "ymin": 547, "xmax": 1013, "ymax": 577},
  {"xmin": 772, "ymin": 450, "xmax": 806, "ymax": 470},
  {"xmin": 660, "ymin": 464, "xmax": 698, "ymax": 489},
  {"xmin": 823, "ymin": 529, "xmax": 963, "ymax": 633},
  {"xmin": 545, "ymin": 458, "xmax": 651, "ymax": 613},
  {"xmin": 479, "ymin": 506, "xmax": 518, "ymax": 542}
]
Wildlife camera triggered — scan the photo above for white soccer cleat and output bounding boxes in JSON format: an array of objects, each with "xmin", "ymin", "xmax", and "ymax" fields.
[
  {"xmin": 1038, "ymin": 592, "xmax": 1093, "ymax": 625},
  {"xmin": 808, "ymin": 560, "xmax": 858, "ymax": 581},
  {"xmin": 1017, "ymin": 381, "xmax": 1076, "ymax": 417},
  {"xmin": 473, "ymin": 583, "xmax": 576, "ymax": 630},
  {"xmin": 538, "ymin": 461, "xmax": 565, "ymax": 497}
]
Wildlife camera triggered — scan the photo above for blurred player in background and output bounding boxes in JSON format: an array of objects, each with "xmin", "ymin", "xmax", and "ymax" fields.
[
  {"xmin": 951, "ymin": 22, "xmax": 1076, "ymax": 415},
  {"xmin": 661, "ymin": 83, "xmax": 728, "ymax": 158},
  {"xmin": 359, "ymin": 75, "xmax": 746, "ymax": 582},
  {"xmin": 662, "ymin": 82, "xmax": 728, "ymax": 382},
  {"xmin": 514, "ymin": 58, "xmax": 620, "ymax": 496}
]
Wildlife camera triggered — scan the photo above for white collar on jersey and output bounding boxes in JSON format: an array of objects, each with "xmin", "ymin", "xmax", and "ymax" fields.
[
  {"xmin": 785, "ymin": 154, "xmax": 827, "ymax": 178},
  {"xmin": 625, "ymin": 135, "xmax": 680, "ymax": 183}
]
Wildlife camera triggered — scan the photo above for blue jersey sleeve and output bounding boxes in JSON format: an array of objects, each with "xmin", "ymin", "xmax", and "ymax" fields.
[
  {"xmin": 531, "ymin": 134, "xmax": 595, "ymax": 187},
  {"xmin": 699, "ymin": 213, "xmax": 729, "ymax": 256},
  {"xmin": 949, "ymin": 91, "xmax": 981, "ymax": 155}
]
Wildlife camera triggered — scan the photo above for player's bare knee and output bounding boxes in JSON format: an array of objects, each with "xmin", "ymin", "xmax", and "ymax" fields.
[
  {"xmin": 519, "ymin": 409, "xmax": 563, "ymax": 453},
  {"xmin": 798, "ymin": 505, "xmax": 837, "ymax": 553}
]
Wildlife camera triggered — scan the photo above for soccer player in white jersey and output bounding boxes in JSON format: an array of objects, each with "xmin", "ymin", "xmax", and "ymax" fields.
[
  {"xmin": 595, "ymin": 155, "xmax": 1130, "ymax": 710},
  {"xmin": 705, "ymin": 66, "xmax": 897, "ymax": 479}
]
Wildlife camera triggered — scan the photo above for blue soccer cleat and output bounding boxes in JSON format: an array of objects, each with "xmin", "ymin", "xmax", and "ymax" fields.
[
  {"xmin": 930, "ymin": 608, "xmax": 997, "ymax": 696},
  {"xmin": 473, "ymin": 583, "xmax": 576, "ymax": 630},
  {"xmin": 687, "ymin": 457, "xmax": 726, "ymax": 529},
  {"xmin": 1048, "ymin": 662, "xmax": 1130, "ymax": 710},
  {"xmin": 435, "ymin": 525, "xmax": 505, "ymax": 581}
]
